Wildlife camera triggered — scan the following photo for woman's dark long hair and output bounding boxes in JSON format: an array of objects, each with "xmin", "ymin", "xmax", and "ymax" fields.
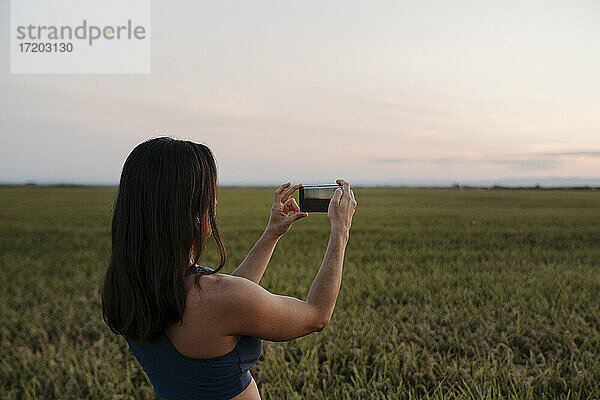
[{"xmin": 101, "ymin": 137, "xmax": 226, "ymax": 342}]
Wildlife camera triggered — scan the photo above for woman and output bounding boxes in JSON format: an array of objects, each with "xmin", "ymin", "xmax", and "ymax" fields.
[{"xmin": 102, "ymin": 137, "xmax": 357, "ymax": 399}]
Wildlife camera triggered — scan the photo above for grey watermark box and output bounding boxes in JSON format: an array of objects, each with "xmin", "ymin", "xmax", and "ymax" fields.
[{"xmin": 10, "ymin": 0, "xmax": 151, "ymax": 74}]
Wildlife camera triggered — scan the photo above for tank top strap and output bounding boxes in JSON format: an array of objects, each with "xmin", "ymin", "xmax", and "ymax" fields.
[{"xmin": 185, "ymin": 265, "xmax": 215, "ymax": 277}]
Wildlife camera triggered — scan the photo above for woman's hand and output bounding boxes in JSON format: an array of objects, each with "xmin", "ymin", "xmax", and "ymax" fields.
[
  {"xmin": 264, "ymin": 182, "xmax": 308, "ymax": 239},
  {"xmin": 328, "ymin": 179, "xmax": 357, "ymax": 238}
]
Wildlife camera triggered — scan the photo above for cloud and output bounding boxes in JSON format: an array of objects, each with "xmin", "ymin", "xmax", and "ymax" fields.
[
  {"xmin": 543, "ymin": 151, "xmax": 600, "ymax": 157},
  {"xmin": 373, "ymin": 157, "xmax": 461, "ymax": 166},
  {"xmin": 485, "ymin": 159, "xmax": 561, "ymax": 171},
  {"xmin": 372, "ymin": 156, "xmax": 561, "ymax": 171}
]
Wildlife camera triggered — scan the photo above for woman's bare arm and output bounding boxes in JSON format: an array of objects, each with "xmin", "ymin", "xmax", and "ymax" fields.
[
  {"xmin": 231, "ymin": 231, "xmax": 280, "ymax": 284},
  {"xmin": 305, "ymin": 227, "xmax": 349, "ymax": 325},
  {"xmin": 212, "ymin": 228, "xmax": 349, "ymax": 341},
  {"xmin": 214, "ymin": 180, "xmax": 357, "ymax": 341},
  {"xmin": 231, "ymin": 182, "xmax": 307, "ymax": 284}
]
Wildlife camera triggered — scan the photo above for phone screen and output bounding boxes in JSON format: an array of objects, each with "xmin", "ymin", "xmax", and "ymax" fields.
[{"xmin": 299, "ymin": 184, "xmax": 341, "ymax": 212}]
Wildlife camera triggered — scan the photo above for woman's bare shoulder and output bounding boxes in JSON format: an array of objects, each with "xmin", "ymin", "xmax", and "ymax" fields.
[
  {"xmin": 184, "ymin": 271, "xmax": 322, "ymax": 341},
  {"xmin": 184, "ymin": 272, "xmax": 247, "ymax": 313},
  {"xmin": 171, "ymin": 273, "xmax": 245, "ymax": 358},
  {"xmin": 184, "ymin": 273, "xmax": 257, "ymax": 326}
]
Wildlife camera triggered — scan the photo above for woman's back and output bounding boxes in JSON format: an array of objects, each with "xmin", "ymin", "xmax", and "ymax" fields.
[
  {"xmin": 127, "ymin": 332, "xmax": 262, "ymax": 400},
  {"xmin": 126, "ymin": 267, "xmax": 263, "ymax": 400}
]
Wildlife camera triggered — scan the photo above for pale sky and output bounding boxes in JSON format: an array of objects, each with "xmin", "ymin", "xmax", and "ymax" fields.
[{"xmin": 1, "ymin": 0, "xmax": 600, "ymax": 186}]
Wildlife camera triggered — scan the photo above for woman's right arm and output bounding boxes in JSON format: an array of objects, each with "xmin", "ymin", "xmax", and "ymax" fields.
[{"xmin": 211, "ymin": 179, "xmax": 357, "ymax": 342}]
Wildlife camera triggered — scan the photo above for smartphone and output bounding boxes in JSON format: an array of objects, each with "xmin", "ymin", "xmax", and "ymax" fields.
[{"xmin": 299, "ymin": 184, "xmax": 342, "ymax": 212}]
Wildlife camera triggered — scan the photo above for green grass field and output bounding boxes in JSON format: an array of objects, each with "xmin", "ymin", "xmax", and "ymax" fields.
[{"xmin": 1, "ymin": 185, "xmax": 599, "ymax": 399}]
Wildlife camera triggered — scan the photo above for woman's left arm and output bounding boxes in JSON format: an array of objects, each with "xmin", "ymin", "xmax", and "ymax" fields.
[{"xmin": 231, "ymin": 182, "xmax": 308, "ymax": 284}]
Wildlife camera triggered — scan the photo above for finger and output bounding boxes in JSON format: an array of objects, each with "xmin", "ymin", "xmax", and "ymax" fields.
[
  {"xmin": 290, "ymin": 211, "xmax": 308, "ymax": 222},
  {"xmin": 331, "ymin": 187, "xmax": 343, "ymax": 206},
  {"xmin": 281, "ymin": 183, "xmax": 302, "ymax": 203},
  {"xmin": 274, "ymin": 182, "xmax": 291, "ymax": 200},
  {"xmin": 285, "ymin": 198, "xmax": 301, "ymax": 213},
  {"xmin": 350, "ymin": 189, "xmax": 356, "ymax": 202},
  {"xmin": 336, "ymin": 179, "xmax": 350, "ymax": 200}
]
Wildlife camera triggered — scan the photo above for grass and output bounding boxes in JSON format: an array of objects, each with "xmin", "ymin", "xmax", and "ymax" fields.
[{"xmin": 0, "ymin": 185, "xmax": 599, "ymax": 399}]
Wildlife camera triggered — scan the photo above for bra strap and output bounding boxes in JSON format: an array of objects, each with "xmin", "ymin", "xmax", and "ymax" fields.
[{"xmin": 185, "ymin": 265, "xmax": 215, "ymax": 277}]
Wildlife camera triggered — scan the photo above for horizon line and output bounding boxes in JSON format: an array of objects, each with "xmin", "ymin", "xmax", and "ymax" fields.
[{"xmin": 3, "ymin": 181, "xmax": 600, "ymax": 189}]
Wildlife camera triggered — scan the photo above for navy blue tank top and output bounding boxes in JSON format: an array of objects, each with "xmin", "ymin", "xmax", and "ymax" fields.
[{"xmin": 125, "ymin": 266, "xmax": 263, "ymax": 400}]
